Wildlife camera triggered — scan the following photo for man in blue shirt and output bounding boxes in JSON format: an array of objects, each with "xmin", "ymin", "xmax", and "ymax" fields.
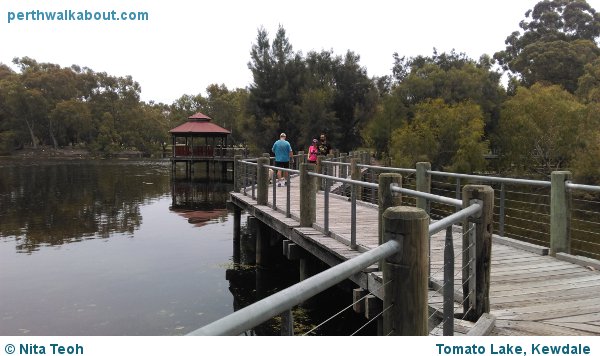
[{"xmin": 272, "ymin": 133, "xmax": 293, "ymax": 186}]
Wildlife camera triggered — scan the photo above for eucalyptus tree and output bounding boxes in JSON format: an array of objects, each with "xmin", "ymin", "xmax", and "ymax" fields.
[{"xmin": 494, "ymin": 0, "xmax": 600, "ymax": 93}]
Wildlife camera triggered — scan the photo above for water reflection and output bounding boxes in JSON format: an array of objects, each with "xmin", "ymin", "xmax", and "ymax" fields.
[
  {"xmin": 170, "ymin": 178, "xmax": 230, "ymax": 227},
  {"xmin": 0, "ymin": 159, "xmax": 170, "ymax": 253}
]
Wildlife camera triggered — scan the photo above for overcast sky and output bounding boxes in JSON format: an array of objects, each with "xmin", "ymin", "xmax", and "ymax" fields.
[{"xmin": 3, "ymin": 0, "xmax": 599, "ymax": 104}]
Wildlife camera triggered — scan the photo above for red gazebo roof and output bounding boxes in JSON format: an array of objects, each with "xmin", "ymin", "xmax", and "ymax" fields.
[{"xmin": 169, "ymin": 112, "xmax": 231, "ymax": 135}]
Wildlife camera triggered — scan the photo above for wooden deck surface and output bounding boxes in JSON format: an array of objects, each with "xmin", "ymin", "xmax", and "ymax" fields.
[{"xmin": 233, "ymin": 175, "xmax": 600, "ymax": 336}]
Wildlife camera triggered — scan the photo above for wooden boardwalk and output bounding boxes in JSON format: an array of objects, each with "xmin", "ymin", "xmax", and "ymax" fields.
[{"xmin": 231, "ymin": 176, "xmax": 600, "ymax": 336}]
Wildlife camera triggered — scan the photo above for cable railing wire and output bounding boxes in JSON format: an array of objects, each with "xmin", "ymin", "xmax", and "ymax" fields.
[
  {"xmin": 302, "ymin": 278, "xmax": 395, "ymax": 336},
  {"xmin": 350, "ymin": 304, "xmax": 393, "ymax": 336}
]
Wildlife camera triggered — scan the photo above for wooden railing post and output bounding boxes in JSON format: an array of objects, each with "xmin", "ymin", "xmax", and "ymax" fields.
[
  {"xmin": 340, "ymin": 153, "xmax": 348, "ymax": 178},
  {"xmin": 316, "ymin": 155, "xmax": 324, "ymax": 190},
  {"xmin": 378, "ymin": 173, "xmax": 402, "ymax": 270},
  {"xmin": 462, "ymin": 185, "xmax": 494, "ymax": 321},
  {"xmin": 416, "ymin": 162, "xmax": 431, "ymax": 213},
  {"xmin": 257, "ymin": 157, "xmax": 269, "ymax": 205},
  {"xmin": 382, "ymin": 206, "xmax": 429, "ymax": 335},
  {"xmin": 233, "ymin": 155, "xmax": 241, "ymax": 192},
  {"xmin": 298, "ymin": 150, "xmax": 305, "ymax": 167},
  {"xmin": 300, "ymin": 163, "xmax": 316, "ymax": 227},
  {"xmin": 351, "ymin": 158, "xmax": 362, "ymax": 200},
  {"xmin": 550, "ymin": 171, "xmax": 572, "ymax": 256}
]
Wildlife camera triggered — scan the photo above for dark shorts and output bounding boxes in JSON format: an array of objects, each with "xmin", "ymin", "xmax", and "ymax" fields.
[{"xmin": 275, "ymin": 161, "xmax": 289, "ymax": 168}]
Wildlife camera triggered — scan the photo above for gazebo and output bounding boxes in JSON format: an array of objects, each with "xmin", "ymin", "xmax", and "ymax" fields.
[{"xmin": 169, "ymin": 112, "xmax": 238, "ymax": 177}]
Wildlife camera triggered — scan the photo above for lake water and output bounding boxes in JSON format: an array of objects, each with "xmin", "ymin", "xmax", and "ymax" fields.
[
  {"xmin": 0, "ymin": 159, "xmax": 372, "ymax": 336},
  {"xmin": 0, "ymin": 159, "xmax": 241, "ymax": 335}
]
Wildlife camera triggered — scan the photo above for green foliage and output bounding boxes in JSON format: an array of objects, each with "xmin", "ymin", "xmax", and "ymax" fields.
[
  {"xmin": 389, "ymin": 99, "xmax": 488, "ymax": 173},
  {"xmin": 246, "ymin": 27, "xmax": 377, "ymax": 154},
  {"xmin": 497, "ymin": 83, "xmax": 588, "ymax": 174},
  {"xmin": 494, "ymin": 0, "xmax": 600, "ymax": 93},
  {"xmin": 576, "ymin": 57, "xmax": 600, "ymax": 102},
  {"xmin": 0, "ymin": 131, "xmax": 16, "ymax": 155},
  {"xmin": 368, "ymin": 50, "xmax": 504, "ymax": 159},
  {"xmin": 570, "ymin": 102, "xmax": 600, "ymax": 184},
  {"xmin": 362, "ymin": 93, "xmax": 407, "ymax": 159},
  {"xmin": 0, "ymin": 57, "xmax": 174, "ymax": 155}
]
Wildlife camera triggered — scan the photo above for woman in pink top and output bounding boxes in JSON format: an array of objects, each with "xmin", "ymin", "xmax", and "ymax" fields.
[{"xmin": 308, "ymin": 138, "xmax": 318, "ymax": 163}]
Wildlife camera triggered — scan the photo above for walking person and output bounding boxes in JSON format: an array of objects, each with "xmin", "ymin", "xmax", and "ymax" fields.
[
  {"xmin": 318, "ymin": 133, "xmax": 332, "ymax": 156},
  {"xmin": 272, "ymin": 132, "xmax": 293, "ymax": 186},
  {"xmin": 308, "ymin": 138, "xmax": 318, "ymax": 164}
]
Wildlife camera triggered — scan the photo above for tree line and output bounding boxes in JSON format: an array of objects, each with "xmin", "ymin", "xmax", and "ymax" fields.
[{"xmin": 1, "ymin": 0, "xmax": 600, "ymax": 183}]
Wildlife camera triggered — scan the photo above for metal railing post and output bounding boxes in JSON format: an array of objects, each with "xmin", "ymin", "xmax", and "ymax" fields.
[
  {"xmin": 324, "ymin": 176, "xmax": 330, "ymax": 235},
  {"xmin": 272, "ymin": 169, "xmax": 277, "ymax": 211},
  {"xmin": 351, "ymin": 158, "xmax": 362, "ymax": 200},
  {"xmin": 351, "ymin": 183, "xmax": 357, "ymax": 250},
  {"xmin": 382, "ymin": 206, "xmax": 429, "ymax": 336},
  {"xmin": 462, "ymin": 185, "xmax": 494, "ymax": 321},
  {"xmin": 550, "ymin": 171, "xmax": 572, "ymax": 256},
  {"xmin": 499, "ymin": 183, "xmax": 505, "ymax": 237},
  {"xmin": 300, "ymin": 163, "xmax": 316, "ymax": 227},
  {"xmin": 443, "ymin": 226, "xmax": 454, "ymax": 336}
]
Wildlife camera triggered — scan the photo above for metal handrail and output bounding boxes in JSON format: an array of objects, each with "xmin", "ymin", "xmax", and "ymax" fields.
[
  {"xmin": 428, "ymin": 170, "xmax": 551, "ymax": 187},
  {"xmin": 187, "ymin": 202, "xmax": 484, "ymax": 336},
  {"xmin": 187, "ymin": 239, "xmax": 403, "ymax": 336},
  {"xmin": 358, "ymin": 163, "xmax": 416, "ymax": 175},
  {"xmin": 566, "ymin": 181, "xmax": 600, "ymax": 193}
]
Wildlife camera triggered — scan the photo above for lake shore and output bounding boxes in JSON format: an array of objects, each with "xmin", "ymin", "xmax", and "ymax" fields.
[{"xmin": 4, "ymin": 146, "xmax": 147, "ymax": 159}]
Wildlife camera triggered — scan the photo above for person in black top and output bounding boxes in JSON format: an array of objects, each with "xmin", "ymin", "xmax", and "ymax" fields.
[{"xmin": 318, "ymin": 133, "xmax": 332, "ymax": 156}]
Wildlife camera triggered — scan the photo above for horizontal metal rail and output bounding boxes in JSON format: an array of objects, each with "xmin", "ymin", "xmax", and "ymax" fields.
[
  {"xmin": 187, "ymin": 239, "xmax": 402, "ymax": 336},
  {"xmin": 566, "ymin": 182, "xmax": 600, "ymax": 193},
  {"xmin": 358, "ymin": 164, "xmax": 417, "ymax": 175},
  {"xmin": 429, "ymin": 204, "xmax": 481, "ymax": 236},
  {"xmin": 428, "ymin": 170, "xmax": 551, "ymax": 187},
  {"xmin": 309, "ymin": 172, "xmax": 377, "ymax": 189},
  {"xmin": 264, "ymin": 165, "xmax": 300, "ymax": 175},
  {"xmin": 240, "ymin": 161, "xmax": 258, "ymax": 167},
  {"xmin": 391, "ymin": 185, "xmax": 462, "ymax": 208},
  {"xmin": 321, "ymin": 160, "xmax": 351, "ymax": 166}
]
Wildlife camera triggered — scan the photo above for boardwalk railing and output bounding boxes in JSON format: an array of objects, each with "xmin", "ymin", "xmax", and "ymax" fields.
[
  {"xmin": 316, "ymin": 156, "xmax": 600, "ymax": 261},
  {"xmin": 188, "ymin": 201, "xmax": 485, "ymax": 336},
  {"xmin": 219, "ymin": 154, "xmax": 600, "ymax": 335},
  {"xmin": 188, "ymin": 155, "xmax": 500, "ymax": 335}
]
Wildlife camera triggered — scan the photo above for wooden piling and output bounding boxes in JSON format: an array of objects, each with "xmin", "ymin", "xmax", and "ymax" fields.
[
  {"xmin": 382, "ymin": 206, "xmax": 429, "ymax": 336},
  {"xmin": 233, "ymin": 206, "xmax": 241, "ymax": 264},
  {"xmin": 256, "ymin": 221, "xmax": 272, "ymax": 268}
]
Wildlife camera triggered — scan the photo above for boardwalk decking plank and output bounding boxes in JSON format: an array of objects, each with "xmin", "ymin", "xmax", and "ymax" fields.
[
  {"xmin": 493, "ymin": 320, "xmax": 596, "ymax": 336},
  {"xmin": 504, "ymin": 304, "xmax": 600, "ymax": 322},
  {"xmin": 544, "ymin": 322, "xmax": 600, "ymax": 334}
]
